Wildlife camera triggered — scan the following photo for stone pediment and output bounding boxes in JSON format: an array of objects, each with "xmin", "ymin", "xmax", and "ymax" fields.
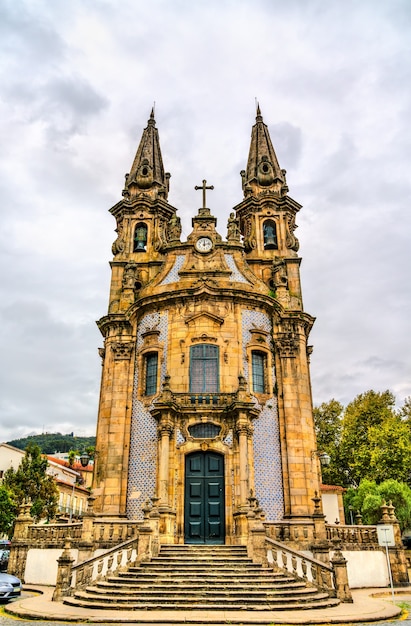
[{"xmin": 184, "ymin": 311, "xmax": 224, "ymax": 326}]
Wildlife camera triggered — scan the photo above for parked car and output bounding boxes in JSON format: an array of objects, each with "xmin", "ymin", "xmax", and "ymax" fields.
[
  {"xmin": 0, "ymin": 550, "xmax": 9, "ymax": 572},
  {"xmin": 0, "ymin": 573, "xmax": 22, "ymax": 601}
]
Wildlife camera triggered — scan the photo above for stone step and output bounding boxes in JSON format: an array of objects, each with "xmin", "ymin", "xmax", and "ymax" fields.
[
  {"xmin": 83, "ymin": 585, "xmax": 321, "ymax": 599},
  {"xmin": 64, "ymin": 543, "xmax": 340, "ymax": 612},
  {"xmin": 65, "ymin": 594, "xmax": 340, "ymax": 611},
  {"xmin": 104, "ymin": 576, "xmax": 301, "ymax": 588}
]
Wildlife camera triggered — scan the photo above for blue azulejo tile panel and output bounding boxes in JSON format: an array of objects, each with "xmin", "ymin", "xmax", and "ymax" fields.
[
  {"xmin": 126, "ymin": 312, "xmax": 168, "ymax": 519},
  {"xmin": 224, "ymin": 254, "xmax": 251, "ymax": 284},
  {"xmin": 253, "ymin": 398, "xmax": 284, "ymax": 520},
  {"xmin": 159, "ymin": 255, "xmax": 185, "ymax": 285},
  {"xmin": 242, "ymin": 310, "xmax": 284, "ymax": 520}
]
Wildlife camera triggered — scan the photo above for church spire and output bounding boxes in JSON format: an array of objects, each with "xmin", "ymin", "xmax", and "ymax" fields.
[
  {"xmin": 123, "ymin": 109, "xmax": 170, "ymax": 200},
  {"xmin": 242, "ymin": 106, "xmax": 287, "ymax": 197}
]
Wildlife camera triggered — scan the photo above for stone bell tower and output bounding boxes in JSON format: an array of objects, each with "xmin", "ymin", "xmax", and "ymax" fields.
[{"xmin": 92, "ymin": 107, "xmax": 321, "ymax": 547}]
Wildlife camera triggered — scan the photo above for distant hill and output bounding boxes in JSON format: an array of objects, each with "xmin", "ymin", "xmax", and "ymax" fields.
[{"xmin": 6, "ymin": 433, "xmax": 96, "ymax": 455}]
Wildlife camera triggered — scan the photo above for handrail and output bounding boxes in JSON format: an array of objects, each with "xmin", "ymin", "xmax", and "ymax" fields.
[
  {"xmin": 265, "ymin": 536, "xmax": 335, "ymax": 594},
  {"xmin": 70, "ymin": 536, "xmax": 139, "ymax": 591}
]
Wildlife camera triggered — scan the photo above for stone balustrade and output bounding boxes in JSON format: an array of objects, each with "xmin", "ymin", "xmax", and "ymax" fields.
[
  {"xmin": 92, "ymin": 519, "xmax": 140, "ymax": 545},
  {"xmin": 28, "ymin": 523, "xmax": 83, "ymax": 543},
  {"xmin": 172, "ymin": 392, "xmax": 237, "ymax": 407},
  {"xmin": 25, "ymin": 519, "xmax": 140, "ymax": 547},
  {"xmin": 71, "ymin": 536, "xmax": 139, "ymax": 592},
  {"xmin": 265, "ymin": 536, "xmax": 336, "ymax": 595},
  {"xmin": 325, "ymin": 524, "xmax": 378, "ymax": 547}
]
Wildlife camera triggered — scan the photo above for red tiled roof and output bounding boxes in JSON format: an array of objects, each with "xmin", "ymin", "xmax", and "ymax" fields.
[
  {"xmin": 321, "ymin": 484, "xmax": 346, "ymax": 492},
  {"xmin": 47, "ymin": 456, "xmax": 93, "ymax": 471}
]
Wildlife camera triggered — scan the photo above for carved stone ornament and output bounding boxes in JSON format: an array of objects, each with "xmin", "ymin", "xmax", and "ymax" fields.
[
  {"xmin": 285, "ymin": 214, "xmax": 299, "ymax": 251},
  {"xmin": 111, "ymin": 341, "xmax": 134, "ymax": 360},
  {"xmin": 167, "ymin": 213, "xmax": 182, "ymax": 242},
  {"xmin": 243, "ymin": 217, "xmax": 256, "ymax": 251},
  {"xmin": 122, "ymin": 263, "xmax": 137, "ymax": 289},
  {"xmin": 227, "ymin": 212, "xmax": 241, "ymax": 242},
  {"xmin": 272, "ymin": 258, "xmax": 288, "ymax": 288},
  {"xmin": 112, "ymin": 223, "xmax": 125, "ymax": 255},
  {"xmin": 153, "ymin": 218, "xmax": 167, "ymax": 252},
  {"xmin": 275, "ymin": 332, "xmax": 299, "ymax": 357}
]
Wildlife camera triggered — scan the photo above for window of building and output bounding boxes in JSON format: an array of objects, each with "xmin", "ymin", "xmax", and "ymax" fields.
[
  {"xmin": 263, "ymin": 220, "xmax": 278, "ymax": 249},
  {"xmin": 188, "ymin": 423, "xmax": 221, "ymax": 439},
  {"xmin": 252, "ymin": 351, "xmax": 267, "ymax": 393},
  {"xmin": 144, "ymin": 352, "xmax": 158, "ymax": 395},
  {"xmin": 133, "ymin": 223, "xmax": 148, "ymax": 251},
  {"xmin": 189, "ymin": 344, "xmax": 219, "ymax": 393}
]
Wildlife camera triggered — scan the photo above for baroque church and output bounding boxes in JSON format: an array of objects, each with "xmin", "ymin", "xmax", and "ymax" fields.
[{"xmin": 92, "ymin": 107, "xmax": 320, "ymax": 547}]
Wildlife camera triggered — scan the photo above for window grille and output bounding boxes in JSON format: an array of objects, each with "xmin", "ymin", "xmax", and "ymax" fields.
[
  {"xmin": 252, "ymin": 351, "xmax": 266, "ymax": 393},
  {"xmin": 145, "ymin": 352, "xmax": 158, "ymax": 395},
  {"xmin": 189, "ymin": 344, "xmax": 219, "ymax": 393},
  {"xmin": 188, "ymin": 423, "xmax": 221, "ymax": 439}
]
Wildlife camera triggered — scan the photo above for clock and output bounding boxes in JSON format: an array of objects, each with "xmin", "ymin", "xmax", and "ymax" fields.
[{"xmin": 195, "ymin": 237, "xmax": 213, "ymax": 253}]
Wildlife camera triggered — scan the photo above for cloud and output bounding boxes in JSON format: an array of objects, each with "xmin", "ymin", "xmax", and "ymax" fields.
[{"xmin": 0, "ymin": 0, "xmax": 410, "ymax": 443}]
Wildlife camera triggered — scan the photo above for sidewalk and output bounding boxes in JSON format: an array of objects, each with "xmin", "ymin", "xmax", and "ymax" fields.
[{"xmin": 4, "ymin": 585, "xmax": 410, "ymax": 624}]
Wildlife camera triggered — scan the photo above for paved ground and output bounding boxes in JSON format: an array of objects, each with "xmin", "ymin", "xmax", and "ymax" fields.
[{"xmin": 1, "ymin": 586, "xmax": 411, "ymax": 625}]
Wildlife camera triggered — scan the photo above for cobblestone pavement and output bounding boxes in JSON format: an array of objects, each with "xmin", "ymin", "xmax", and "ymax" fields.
[
  {"xmin": 0, "ymin": 591, "xmax": 410, "ymax": 626},
  {"xmin": 0, "ymin": 616, "xmax": 410, "ymax": 626}
]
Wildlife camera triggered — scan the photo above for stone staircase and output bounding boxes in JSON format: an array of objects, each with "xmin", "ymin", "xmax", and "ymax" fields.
[{"xmin": 64, "ymin": 544, "xmax": 340, "ymax": 611}]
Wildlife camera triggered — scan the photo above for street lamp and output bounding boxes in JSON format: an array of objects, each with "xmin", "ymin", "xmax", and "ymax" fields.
[
  {"xmin": 311, "ymin": 450, "xmax": 331, "ymax": 466},
  {"xmin": 79, "ymin": 451, "xmax": 90, "ymax": 467}
]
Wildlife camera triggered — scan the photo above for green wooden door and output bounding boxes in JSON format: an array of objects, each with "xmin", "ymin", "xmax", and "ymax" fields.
[{"xmin": 184, "ymin": 451, "xmax": 225, "ymax": 544}]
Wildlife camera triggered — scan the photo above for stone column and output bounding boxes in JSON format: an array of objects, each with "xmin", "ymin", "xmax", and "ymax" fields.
[
  {"xmin": 78, "ymin": 495, "xmax": 96, "ymax": 562},
  {"xmin": 234, "ymin": 417, "xmax": 253, "ymax": 544},
  {"xmin": 331, "ymin": 535, "xmax": 353, "ymax": 603},
  {"xmin": 274, "ymin": 317, "xmax": 320, "ymax": 521},
  {"xmin": 158, "ymin": 419, "xmax": 173, "ymax": 506},
  {"xmin": 311, "ymin": 491, "xmax": 330, "ymax": 564},
  {"xmin": 8, "ymin": 503, "xmax": 33, "ymax": 580},
  {"xmin": 53, "ymin": 537, "xmax": 75, "ymax": 601},
  {"xmin": 238, "ymin": 423, "xmax": 249, "ymax": 506},
  {"xmin": 157, "ymin": 417, "xmax": 176, "ymax": 544},
  {"xmin": 379, "ymin": 501, "xmax": 409, "ymax": 586}
]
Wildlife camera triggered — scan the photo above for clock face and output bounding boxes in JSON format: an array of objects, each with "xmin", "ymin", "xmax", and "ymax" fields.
[{"xmin": 195, "ymin": 237, "xmax": 213, "ymax": 253}]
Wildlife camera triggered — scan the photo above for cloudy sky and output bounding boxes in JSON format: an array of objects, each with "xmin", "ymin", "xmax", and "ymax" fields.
[{"xmin": 0, "ymin": 0, "xmax": 410, "ymax": 442}]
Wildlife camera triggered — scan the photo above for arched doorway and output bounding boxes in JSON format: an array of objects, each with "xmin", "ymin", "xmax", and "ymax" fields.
[{"xmin": 184, "ymin": 451, "xmax": 225, "ymax": 544}]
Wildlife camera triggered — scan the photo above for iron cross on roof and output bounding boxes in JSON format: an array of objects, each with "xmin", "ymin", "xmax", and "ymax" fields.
[{"xmin": 195, "ymin": 179, "xmax": 214, "ymax": 209}]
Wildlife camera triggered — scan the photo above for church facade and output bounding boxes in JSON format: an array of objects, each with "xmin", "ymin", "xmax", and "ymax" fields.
[{"xmin": 92, "ymin": 108, "xmax": 321, "ymax": 546}]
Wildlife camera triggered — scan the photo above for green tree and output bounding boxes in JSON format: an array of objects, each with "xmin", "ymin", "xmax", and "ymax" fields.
[
  {"xmin": 0, "ymin": 485, "xmax": 17, "ymax": 537},
  {"xmin": 368, "ymin": 417, "xmax": 411, "ymax": 484},
  {"xmin": 398, "ymin": 396, "xmax": 411, "ymax": 422},
  {"xmin": 3, "ymin": 443, "xmax": 58, "ymax": 522},
  {"xmin": 68, "ymin": 450, "xmax": 78, "ymax": 467},
  {"xmin": 339, "ymin": 390, "xmax": 396, "ymax": 486},
  {"xmin": 344, "ymin": 478, "xmax": 411, "ymax": 530},
  {"xmin": 313, "ymin": 399, "xmax": 344, "ymax": 485}
]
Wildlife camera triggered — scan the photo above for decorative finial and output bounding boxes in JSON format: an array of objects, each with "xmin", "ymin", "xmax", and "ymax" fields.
[{"xmin": 256, "ymin": 100, "xmax": 262, "ymax": 118}]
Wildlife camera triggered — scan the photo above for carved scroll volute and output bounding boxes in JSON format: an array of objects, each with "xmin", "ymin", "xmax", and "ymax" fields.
[
  {"xmin": 243, "ymin": 217, "xmax": 256, "ymax": 251},
  {"xmin": 112, "ymin": 220, "xmax": 125, "ymax": 255},
  {"xmin": 285, "ymin": 214, "xmax": 299, "ymax": 252}
]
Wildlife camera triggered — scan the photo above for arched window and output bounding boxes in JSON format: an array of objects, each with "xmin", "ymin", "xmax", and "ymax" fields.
[
  {"xmin": 144, "ymin": 352, "xmax": 158, "ymax": 395},
  {"xmin": 134, "ymin": 223, "xmax": 148, "ymax": 252},
  {"xmin": 189, "ymin": 344, "xmax": 219, "ymax": 393},
  {"xmin": 252, "ymin": 351, "xmax": 267, "ymax": 393},
  {"xmin": 263, "ymin": 220, "xmax": 278, "ymax": 250}
]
